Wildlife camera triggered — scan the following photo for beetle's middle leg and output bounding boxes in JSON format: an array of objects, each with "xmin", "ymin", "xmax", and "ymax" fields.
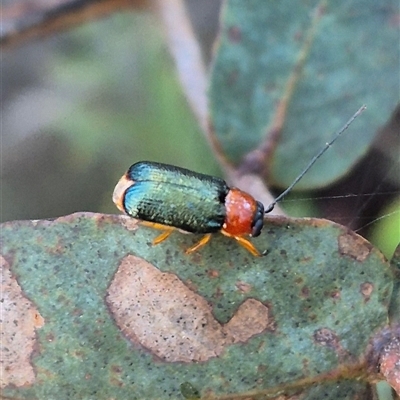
[{"xmin": 185, "ymin": 234, "xmax": 212, "ymax": 254}]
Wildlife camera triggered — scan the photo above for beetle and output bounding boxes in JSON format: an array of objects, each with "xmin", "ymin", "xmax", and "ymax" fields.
[
  {"xmin": 113, "ymin": 161, "xmax": 265, "ymax": 256},
  {"xmin": 113, "ymin": 106, "xmax": 365, "ymax": 256}
]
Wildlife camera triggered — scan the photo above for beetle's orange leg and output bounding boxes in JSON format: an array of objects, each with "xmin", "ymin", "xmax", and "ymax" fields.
[
  {"xmin": 221, "ymin": 229, "xmax": 261, "ymax": 256},
  {"xmin": 140, "ymin": 221, "xmax": 176, "ymax": 245},
  {"xmin": 153, "ymin": 230, "xmax": 174, "ymax": 245},
  {"xmin": 140, "ymin": 221, "xmax": 175, "ymax": 231},
  {"xmin": 232, "ymin": 236, "xmax": 261, "ymax": 256},
  {"xmin": 186, "ymin": 234, "xmax": 212, "ymax": 254}
]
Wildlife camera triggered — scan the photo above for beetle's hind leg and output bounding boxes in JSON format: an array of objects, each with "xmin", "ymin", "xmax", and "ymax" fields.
[
  {"xmin": 140, "ymin": 221, "xmax": 176, "ymax": 245},
  {"xmin": 153, "ymin": 230, "xmax": 173, "ymax": 245}
]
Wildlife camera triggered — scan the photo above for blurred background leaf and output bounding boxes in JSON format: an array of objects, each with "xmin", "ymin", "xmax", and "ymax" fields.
[
  {"xmin": 210, "ymin": 0, "xmax": 398, "ymax": 189},
  {"xmin": 2, "ymin": 10, "xmax": 218, "ymax": 223}
]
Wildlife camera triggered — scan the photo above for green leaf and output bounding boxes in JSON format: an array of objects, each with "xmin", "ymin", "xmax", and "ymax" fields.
[
  {"xmin": 369, "ymin": 198, "xmax": 400, "ymax": 259},
  {"xmin": 209, "ymin": 0, "xmax": 399, "ymax": 189},
  {"xmin": 389, "ymin": 244, "xmax": 400, "ymax": 324},
  {"xmin": 1, "ymin": 213, "xmax": 393, "ymax": 398}
]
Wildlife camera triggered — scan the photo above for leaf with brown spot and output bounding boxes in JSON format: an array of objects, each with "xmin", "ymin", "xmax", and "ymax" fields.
[
  {"xmin": 0, "ymin": 212, "xmax": 396, "ymax": 399},
  {"xmin": 338, "ymin": 233, "xmax": 372, "ymax": 261}
]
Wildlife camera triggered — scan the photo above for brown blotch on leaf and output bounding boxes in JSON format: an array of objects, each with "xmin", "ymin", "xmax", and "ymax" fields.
[
  {"xmin": 313, "ymin": 327, "xmax": 351, "ymax": 361},
  {"xmin": 207, "ymin": 269, "xmax": 219, "ymax": 278},
  {"xmin": 235, "ymin": 281, "xmax": 252, "ymax": 293},
  {"xmin": 106, "ymin": 255, "xmax": 271, "ymax": 363},
  {"xmin": 313, "ymin": 328, "xmax": 340, "ymax": 349},
  {"xmin": 360, "ymin": 282, "xmax": 374, "ymax": 302},
  {"xmin": 1, "ymin": 256, "xmax": 44, "ymax": 388},
  {"xmin": 228, "ymin": 25, "xmax": 242, "ymax": 42},
  {"xmin": 120, "ymin": 215, "xmax": 140, "ymax": 231},
  {"xmin": 225, "ymin": 298, "xmax": 273, "ymax": 343},
  {"xmin": 227, "ymin": 70, "xmax": 239, "ymax": 86},
  {"xmin": 47, "ymin": 237, "xmax": 65, "ymax": 255},
  {"xmin": 337, "ymin": 232, "xmax": 372, "ymax": 261},
  {"xmin": 300, "ymin": 286, "xmax": 310, "ymax": 298},
  {"xmin": 330, "ymin": 289, "xmax": 341, "ymax": 301}
]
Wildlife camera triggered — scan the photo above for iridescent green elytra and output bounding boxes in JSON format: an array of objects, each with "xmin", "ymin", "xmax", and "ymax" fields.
[{"xmin": 121, "ymin": 162, "xmax": 230, "ymax": 234}]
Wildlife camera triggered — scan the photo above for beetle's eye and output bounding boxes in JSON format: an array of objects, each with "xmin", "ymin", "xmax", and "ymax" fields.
[
  {"xmin": 251, "ymin": 218, "xmax": 263, "ymax": 237},
  {"xmin": 251, "ymin": 201, "xmax": 264, "ymax": 237}
]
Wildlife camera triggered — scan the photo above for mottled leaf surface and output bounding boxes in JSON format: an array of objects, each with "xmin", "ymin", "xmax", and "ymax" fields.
[
  {"xmin": 0, "ymin": 213, "xmax": 394, "ymax": 399},
  {"xmin": 209, "ymin": 0, "xmax": 399, "ymax": 188}
]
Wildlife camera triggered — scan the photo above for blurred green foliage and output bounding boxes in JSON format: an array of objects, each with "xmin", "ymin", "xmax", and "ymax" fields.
[
  {"xmin": 370, "ymin": 198, "xmax": 400, "ymax": 259},
  {"xmin": 2, "ymin": 12, "xmax": 217, "ymax": 222}
]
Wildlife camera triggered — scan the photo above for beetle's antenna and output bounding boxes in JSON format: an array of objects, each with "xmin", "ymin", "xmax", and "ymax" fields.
[{"xmin": 265, "ymin": 105, "xmax": 367, "ymax": 214}]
